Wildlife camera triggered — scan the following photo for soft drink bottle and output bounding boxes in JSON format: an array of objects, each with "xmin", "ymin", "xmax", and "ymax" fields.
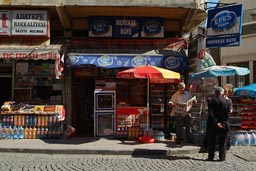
[{"xmin": 24, "ymin": 127, "xmax": 29, "ymax": 139}]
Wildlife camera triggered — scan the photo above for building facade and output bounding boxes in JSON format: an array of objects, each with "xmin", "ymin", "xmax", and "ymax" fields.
[
  {"xmin": 0, "ymin": 0, "xmax": 207, "ymax": 137},
  {"xmin": 220, "ymin": 0, "xmax": 256, "ymax": 87}
]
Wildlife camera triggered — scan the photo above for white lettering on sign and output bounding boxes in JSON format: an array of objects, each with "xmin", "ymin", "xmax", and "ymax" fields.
[
  {"xmin": 0, "ymin": 52, "xmax": 58, "ymax": 59},
  {"xmin": 11, "ymin": 10, "xmax": 48, "ymax": 36},
  {"xmin": 116, "ymin": 19, "xmax": 137, "ymax": 27},
  {"xmin": 120, "ymin": 28, "xmax": 132, "ymax": 35}
]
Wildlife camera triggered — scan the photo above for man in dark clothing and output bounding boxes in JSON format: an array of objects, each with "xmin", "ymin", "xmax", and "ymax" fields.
[{"xmin": 206, "ymin": 87, "xmax": 230, "ymax": 161}]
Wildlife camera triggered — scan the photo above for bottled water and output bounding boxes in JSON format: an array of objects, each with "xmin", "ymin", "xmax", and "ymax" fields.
[
  {"xmin": 2, "ymin": 126, "xmax": 7, "ymax": 139},
  {"xmin": 12, "ymin": 126, "xmax": 18, "ymax": 139},
  {"xmin": 237, "ymin": 132, "xmax": 244, "ymax": 146},
  {"xmin": 18, "ymin": 126, "xmax": 24, "ymax": 139},
  {"xmin": 7, "ymin": 126, "xmax": 13, "ymax": 139},
  {"xmin": 244, "ymin": 132, "xmax": 251, "ymax": 146},
  {"xmin": 0, "ymin": 123, "xmax": 2, "ymax": 139},
  {"xmin": 250, "ymin": 131, "xmax": 256, "ymax": 146}
]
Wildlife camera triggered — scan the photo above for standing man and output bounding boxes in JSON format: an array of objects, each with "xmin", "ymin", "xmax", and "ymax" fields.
[
  {"xmin": 169, "ymin": 82, "xmax": 194, "ymax": 145},
  {"xmin": 206, "ymin": 87, "xmax": 230, "ymax": 161}
]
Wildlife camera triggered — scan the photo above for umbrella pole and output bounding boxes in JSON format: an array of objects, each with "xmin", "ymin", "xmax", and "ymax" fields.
[{"xmin": 146, "ymin": 78, "xmax": 150, "ymax": 134}]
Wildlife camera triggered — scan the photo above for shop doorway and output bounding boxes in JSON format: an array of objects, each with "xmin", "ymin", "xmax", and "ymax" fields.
[
  {"xmin": 72, "ymin": 77, "xmax": 95, "ymax": 137},
  {"xmin": 0, "ymin": 77, "xmax": 12, "ymax": 105}
]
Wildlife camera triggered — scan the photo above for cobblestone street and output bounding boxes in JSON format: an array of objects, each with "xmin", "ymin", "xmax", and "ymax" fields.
[{"xmin": 0, "ymin": 146, "xmax": 256, "ymax": 171}]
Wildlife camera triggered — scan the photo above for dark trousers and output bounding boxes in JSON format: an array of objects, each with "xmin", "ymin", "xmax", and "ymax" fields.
[
  {"xmin": 207, "ymin": 127, "xmax": 227, "ymax": 160},
  {"xmin": 175, "ymin": 115, "xmax": 191, "ymax": 144}
]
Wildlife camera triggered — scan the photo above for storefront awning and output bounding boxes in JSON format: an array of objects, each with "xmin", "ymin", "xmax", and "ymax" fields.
[
  {"xmin": 0, "ymin": 41, "xmax": 64, "ymax": 78},
  {"xmin": 66, "ymin": 52, "xmax": 189, "ymax": 72}
]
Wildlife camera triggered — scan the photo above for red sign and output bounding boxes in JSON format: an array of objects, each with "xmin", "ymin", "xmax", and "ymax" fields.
[{"xmin": 198, "ymin": 49, "xmax": 206, "ymax": 60}]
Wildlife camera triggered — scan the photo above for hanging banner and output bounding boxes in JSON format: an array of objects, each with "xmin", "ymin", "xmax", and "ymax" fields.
[
  {"xmin": 66, "ymin": 54, "xmax": 188, "ymax": 72},
  {"xmin": 206, "ymin": 4, "xmax": 243, "ymax": 48}
]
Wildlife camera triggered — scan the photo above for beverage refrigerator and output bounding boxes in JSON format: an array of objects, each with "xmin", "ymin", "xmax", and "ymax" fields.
[{"xmin": 94, "ymin": 90, "xmax": 116, "ymax": 137}]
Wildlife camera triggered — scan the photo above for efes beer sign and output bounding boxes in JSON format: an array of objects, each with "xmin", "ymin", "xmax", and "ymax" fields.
[
  {"xmin": 141, "ymin": 17, "xmax": 164, "ymax": 38},
  {"xmin": 206, "ymin": 4, "xmax": 243, "ymax": 48},
  {"xmin": 89, "ymin": 17, "xmax": 112, "ymax": 37}
]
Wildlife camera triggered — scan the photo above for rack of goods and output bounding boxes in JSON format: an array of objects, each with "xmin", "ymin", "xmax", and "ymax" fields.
[
  {"xmin": 229, "ymin": 96, "xmax": 242, "ymax": 131},
  {"xmin": 0, "ymin": 101, "xmax": 65, "ymax": 139},
  {"xmin": 150, "ymin": 84, "xmax": 165, "ymax": 129},
  {"xmin": 115, "ymin": 107, "xmax": 147, "ymax": 140},
  {"xmin": 240, "ymin": 98, "xmax": 256, "ymax": 130}
]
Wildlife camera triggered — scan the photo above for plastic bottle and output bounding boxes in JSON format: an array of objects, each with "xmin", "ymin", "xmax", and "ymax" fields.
[
  {"xmin": 12, "ymin": 126, "xmax": 18, "ymax": 139},
  {"xmin": 32, "ymin": 127, "xmax": 37, "ymax": 139},
  {"xmin": 0, "ymin": 123, "xmax": 2, "ymax": 139},
  {"xmin": 244, "ymin": 132, "xmax": 251, "ymax": 146},
  {"xmin": 7, "ymin": 126, "xmax": 13, "ymax": 139},
  {"xmin": 2, "ymin": 126, "xmax": 7, "ymax": 139},
  {"xmin": 18, "ymin": 126, "xmax": 24, "ymax": 139},
  {"xmin": 24, "ymin": 127, "xmax": 29, "ymax": 139},
  {"xmin": 250, "ymin": 131, "xmax": 256, "ymax": 146}
]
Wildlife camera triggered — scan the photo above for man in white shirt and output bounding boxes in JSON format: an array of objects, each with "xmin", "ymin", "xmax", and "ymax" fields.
[{"xmin": 169, "ymin": 82, "xmax": 194, "ymax": 145}]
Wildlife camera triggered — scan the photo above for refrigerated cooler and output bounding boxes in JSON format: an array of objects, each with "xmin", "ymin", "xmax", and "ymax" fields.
[
  {"xmin": 94, "ymin": 90, "xmax": 116, "ymax": 137},
  {"xmin": 150, "ymin": 84, "xmax": 177, "ymax": 135}
]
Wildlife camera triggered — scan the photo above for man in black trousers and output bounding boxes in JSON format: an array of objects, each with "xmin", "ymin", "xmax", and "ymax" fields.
[{"xmin": 206, "ymin": 87, "xmax": 230, "ymax": 161}]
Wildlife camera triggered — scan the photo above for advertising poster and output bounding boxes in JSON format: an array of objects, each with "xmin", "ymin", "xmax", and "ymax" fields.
[
  {"xmin": 206, "ymin": 4, "xmax": 243, "ymax": 48},
  {"xmin": 89, "ymin": 17, "xmax": 113, "ymax": 37},
  {"xmin": 140, "ymin": 17, "xmax": 164, "ymax": 38}
]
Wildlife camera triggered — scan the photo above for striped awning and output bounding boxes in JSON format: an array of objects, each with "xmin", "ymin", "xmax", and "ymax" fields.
[{"xmin": 0, "ymin": 40, "xmax": 64, "ymax": 78}]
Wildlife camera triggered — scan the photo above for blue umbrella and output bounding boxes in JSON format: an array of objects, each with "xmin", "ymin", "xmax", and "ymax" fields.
[
  {"xmin": 190, "ymin": 65, "xmax": 250, "ymax": 79},
  {"xmin": 234, "ymin": 84, "xmax": 256, "ymax": 97}
]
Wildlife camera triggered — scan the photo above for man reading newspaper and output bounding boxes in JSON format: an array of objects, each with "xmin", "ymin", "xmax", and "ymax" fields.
[{"xmin": 169, "ymin": 82, "xmax": 197, "ymax": 145}]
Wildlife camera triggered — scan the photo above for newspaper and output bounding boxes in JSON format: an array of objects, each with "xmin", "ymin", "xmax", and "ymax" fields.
[{"xmin": 170, "ymin": 96, "xmax": 197, "ymax": 117}]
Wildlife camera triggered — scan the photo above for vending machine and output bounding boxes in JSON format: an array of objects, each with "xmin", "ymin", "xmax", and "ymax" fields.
[{"xmin": 94, "ymin": 90, "xmax": 116, "ymax": 137}]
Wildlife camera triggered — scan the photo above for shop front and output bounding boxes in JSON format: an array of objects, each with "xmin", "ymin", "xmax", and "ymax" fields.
[{"xmin": 65, "ymin": 48, "xmax": 188, "ymax": 138}]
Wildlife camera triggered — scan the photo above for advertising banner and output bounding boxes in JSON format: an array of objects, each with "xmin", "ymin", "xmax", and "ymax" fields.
[
  {"xmin": 0, "ymin": 10, "xmax": 10, "ymax": 36},
  {"xmin": 66, "ymin": 54, "xmax": 188, "ymax": 72},
  {"xmin": 11, "ymin": 10, "xmax": 48, "ymax": 36},
  {"xmin": 206, "ymin": 4, "xmax": 243, "ymax": 48}
]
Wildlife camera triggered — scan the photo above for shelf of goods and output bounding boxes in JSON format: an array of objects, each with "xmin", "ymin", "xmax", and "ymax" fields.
[
  {"xmin": 115, "ymin": 107, "xmax": 147, "ymax": 140},
  {"xmin": 240, "ymin": 100, "xmax": 256, "ymax": 130},
  {"xmin": 14, "ymin": 61, "xmax": 62, "ymax": 104},
  {"xmin": 150, "ymin": 85, "xmax": 165, "ymax": 129},
  {"xmin": 0, "ymin": 104, "xmax": 65, "ymax": 139}
]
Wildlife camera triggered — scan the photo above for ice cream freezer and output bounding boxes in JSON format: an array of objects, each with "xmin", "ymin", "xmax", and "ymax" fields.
[{"xmin": 94, "ymin": 90, "xmax": 116, "ymax": 137}]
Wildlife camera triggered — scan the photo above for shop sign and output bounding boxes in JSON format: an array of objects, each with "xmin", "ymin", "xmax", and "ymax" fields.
[
  {"xmin": 206, "ymin": 4, "xmax": 243, "ymax": 48},
  {"xmin": 11, "ymin": 10, "xmax": 48, "ymax": 36},
  {"xmin": 113, "ymin": 16, "xmax": 139, "ymax": 38},
  {"xmin": 0, "ymin": 10, "xmax": 11, "ymax": 36},
  {"xmin": 0, "ymin": 51, "xmax": 59, "ymax": 60},
  {"xmin": 89, "ymin": 17, "xmax": 113, "ymax": 37},
  {"xmin": 140, "ymin": 17, "xmax": 164, "ymax": 38}
]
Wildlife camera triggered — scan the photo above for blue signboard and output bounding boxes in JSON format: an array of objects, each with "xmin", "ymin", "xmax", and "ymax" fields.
[
  {"xmin": 113, "ymin": 16, "xmax": 139, "ymax": 38},
  {"xmin": 206, "ymin": 4, "xmax": 243, "ymax": 48},
  {"xmin": 66, "ymin": 54, "xmax": 188, "ymax": 72},
  {"xmin": 89, "ymin": 17, "xmax": 113, "ymax": 37},
  {"xmin": 140, "ymin": 17, "xmax": 164, "ymax": 38}
]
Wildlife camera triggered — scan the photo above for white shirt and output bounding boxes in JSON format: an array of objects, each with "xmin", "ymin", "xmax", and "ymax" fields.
[{"xmin": 170, "ymin": 91, "xmax": 192, "ymax": 104}]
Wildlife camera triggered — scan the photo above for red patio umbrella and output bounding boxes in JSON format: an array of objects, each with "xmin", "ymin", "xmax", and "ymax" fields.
[{"xmin": 117, "ymin": 65, "xmax": 181, "ymax": 142}]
